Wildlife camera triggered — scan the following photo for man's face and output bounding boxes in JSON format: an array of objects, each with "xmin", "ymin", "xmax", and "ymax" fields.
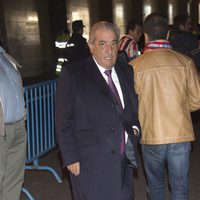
[
  {"xmin": 89, "ymin": 29, "xmax": 118, "ymax": 69},
  {"xmin": 180, "ymin": 18, "xmax": 192, "ymax": 32},
  {"xmin": 184, "ymin": 19, "xmax": 192, "ymax": 32},
  {"xmin": 130, "ymin": 25, "xmax": 142, "ymax": 42}
]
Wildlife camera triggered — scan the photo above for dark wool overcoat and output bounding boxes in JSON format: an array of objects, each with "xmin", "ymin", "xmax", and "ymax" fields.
[{"xmin": 55, "ymin": 56, "xmax": 140, "ymax": 200}]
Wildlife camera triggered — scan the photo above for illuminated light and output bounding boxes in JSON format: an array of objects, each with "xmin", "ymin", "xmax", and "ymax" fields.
[
  {"xmin": 71, "ymin": 7, "xmax": 90, "ymax": 40},
  {"xmin": 187, "ymin": 2, "xmax": 190, "ymax": 15},
  {"xmin": 66, "ymin": 43, "xmax": 75, "ymax": 47},
  {"xmin": 144, "ymin": 5, "xmax": 151, "ymax": 19},
  {"xmin": 199, "ymin": 3, "xmax": 200, "ymax": 24},
  {"xmin": 27, "ymin": 16, "xmax": 38, "ymax": 22},
  {"xmin": 56, "ymin": 68, "xmax": 62, "ymax": 72},
  {"xmin": 57, "ymin": 58, "xmax": 68, "ymax": 62},
  {"xmin": 55, "ymin": 41, "xmax": 68, "ymax": 48},
  {"xmin": 57, "ymin": 65, "xmax": 62, "ymax": 69},
  {"xmin": 115, "ymin": 4, "xmax": 124, "ymax": 19},
  {"xmin": 168, "ymin": 3, "xmax": 173, "ymax": 25},
  {"xmin": 58, "ymin": 58, "xmax": 65, "ymax": 62},
  {"xmin": 114, "ymin": 3, "xmax": 125, "ymax": 34},
  {"xmin": 72, "ymin": 12, "xmax": 79, "ymax": 20}
]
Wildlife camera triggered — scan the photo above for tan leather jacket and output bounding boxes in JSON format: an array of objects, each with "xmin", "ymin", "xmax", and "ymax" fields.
[{"xmin": 130, "ymin": 49, "xmax": 200, "ymax": 144}]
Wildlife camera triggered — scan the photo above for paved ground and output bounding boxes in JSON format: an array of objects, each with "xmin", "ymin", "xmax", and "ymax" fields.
[{"xmin": 20, "ymin": 141, "xmax": 200, "ymax": 200}]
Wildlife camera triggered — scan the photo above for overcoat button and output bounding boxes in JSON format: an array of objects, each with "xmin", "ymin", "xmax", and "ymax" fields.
[
  {"xmin": 110, "ymin": 150, "xmax": 115, "ymax": 154},
  {"xmin": 110, "ymin": 128, "xmax": 115, "ymax": 132}
]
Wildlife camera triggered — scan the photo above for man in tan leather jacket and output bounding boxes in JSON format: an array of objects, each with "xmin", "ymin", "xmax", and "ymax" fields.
[{"xmin": 129, "ymin": 13, "xmax": 200, "ymax": 200}]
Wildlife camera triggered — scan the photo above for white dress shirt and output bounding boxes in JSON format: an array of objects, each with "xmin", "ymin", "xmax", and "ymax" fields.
[{"xmin": 93, "ymin": 57, "xmax": 140, "ymax": 138}]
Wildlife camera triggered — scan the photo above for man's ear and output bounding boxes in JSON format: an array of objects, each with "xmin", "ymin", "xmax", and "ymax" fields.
[{"xmin": 88, "ymin": 43, "xmax": 93, "ymax": 53}]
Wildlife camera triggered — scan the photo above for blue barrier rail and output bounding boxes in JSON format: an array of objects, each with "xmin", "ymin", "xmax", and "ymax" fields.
[{"xmin": 21, "ymin": 79, "xmax": 62, "ymax": 200}]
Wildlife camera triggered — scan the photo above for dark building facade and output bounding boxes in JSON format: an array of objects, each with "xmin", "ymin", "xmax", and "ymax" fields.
[{"xmin": 0, "ymin": 0, "xmax": 199, "ymax": 77}]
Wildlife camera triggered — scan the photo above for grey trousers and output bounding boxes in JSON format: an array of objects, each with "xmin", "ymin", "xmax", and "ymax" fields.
[{"xmin": 0, "ymin": 119, "xmax": 27, "ymax": 200}]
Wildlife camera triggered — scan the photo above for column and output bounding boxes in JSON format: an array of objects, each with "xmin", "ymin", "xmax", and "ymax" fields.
[{"xmin": 151, "ymin": 0, "xmax": 168, "ymax": 17}]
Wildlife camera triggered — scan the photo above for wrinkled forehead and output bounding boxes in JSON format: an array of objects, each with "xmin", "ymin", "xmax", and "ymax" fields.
[{"xmin": 95, "ymin": 28, "xmax": 118, "ymax": 42}]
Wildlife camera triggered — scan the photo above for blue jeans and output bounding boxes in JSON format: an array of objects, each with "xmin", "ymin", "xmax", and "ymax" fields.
[{"xmin": 141, "ymin": 142, "xmax": 191, "ymax": 200}]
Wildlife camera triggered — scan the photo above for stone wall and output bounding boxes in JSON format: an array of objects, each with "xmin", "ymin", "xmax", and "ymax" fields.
[{"xmin": 0, "ymin": 0, "xmax": 199, "ymax": 77}]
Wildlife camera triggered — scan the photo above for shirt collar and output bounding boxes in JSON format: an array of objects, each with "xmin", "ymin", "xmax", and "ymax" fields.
[{"xmin": 92, "ymin": 56, "xmax": 116, "ymax": 74}]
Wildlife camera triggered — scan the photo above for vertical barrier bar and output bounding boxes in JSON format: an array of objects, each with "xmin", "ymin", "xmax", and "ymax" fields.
[
  {"xmin": 25, "ymin": 91, "xmax": 31, "ymax": 161},
  {"xmin": 39, "ymin": 87, "xmax": 43, "ymax": 152},
  {"xmin": 43, "ymin": 85, "xmax": 47, "ymax": 150},
  {"xmin": 30, "ymin": 89, "xmax": 36, "ymax": 158},
  {"xmin": 34, "ymin": 88, "xmax": 40, "ymax": 154}
]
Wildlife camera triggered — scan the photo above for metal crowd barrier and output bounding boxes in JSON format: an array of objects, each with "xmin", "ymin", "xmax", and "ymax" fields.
[{"xmin": 21, "ymin": 79, "xmax": 62, "ymax": 200}]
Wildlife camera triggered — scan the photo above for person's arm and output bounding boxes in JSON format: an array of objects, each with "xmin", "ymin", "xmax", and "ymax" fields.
[
  {"xmin": 186, "ymin": 58, "xmax": 200, "ymax": 111},
  {"xmin": 128, "ymin": 41, "xmax": 138, "ymax": 60},
  {"xmin": 55, "ymin": 65, "xmax": 80, "ymax": 174},
  {"xmin": 124, "ymin": 64, "xmax": 141, "ymax": 138}
]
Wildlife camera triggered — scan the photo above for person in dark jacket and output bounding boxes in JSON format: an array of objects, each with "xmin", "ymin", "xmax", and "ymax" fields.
[
  {"xmin": 55, "ymin": 21, "xmax": 140, "ymax": 200},
  {"xmin": 65, "ymin": 20, "xmax": 90, "ymax": 63},
  {"xmin": 169, "ymin": 14, "xmax": 200, "ymax": 69}
]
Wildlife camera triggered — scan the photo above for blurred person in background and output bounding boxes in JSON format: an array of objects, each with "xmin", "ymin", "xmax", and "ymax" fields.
[
  {"xmin": 55, "ymin": 27, "xmax": 70, "ymax": 74},
  {"xmin": 65, "ymin": 20, "xmax": 90, "ymax": 64},
  {"xmin": 169, "ymin": 14, "xmax": 200, "ymax": 69},
  {"xmin": 118, "ymin": 20, "xmax": 142, "ymax": 64}
]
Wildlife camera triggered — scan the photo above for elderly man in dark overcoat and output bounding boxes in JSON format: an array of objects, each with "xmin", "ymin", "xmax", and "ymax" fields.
[{"xmin": 55, "ymin": 21, "xmax": 140, "ymax": 200}]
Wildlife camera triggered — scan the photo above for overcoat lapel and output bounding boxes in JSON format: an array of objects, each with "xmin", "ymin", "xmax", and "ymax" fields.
[
  {"xmin": 85, "ymin": 57, "xmax": 110, "ymax": 96},
  {"xmin": 84, "ymin": 57, "xmax": 131, "ymax": 115}
]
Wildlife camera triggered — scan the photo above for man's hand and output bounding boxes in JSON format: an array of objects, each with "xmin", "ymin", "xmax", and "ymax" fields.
[{"xmin": 67, "ymin": 162, "xmax": 80, "ymax": 176}]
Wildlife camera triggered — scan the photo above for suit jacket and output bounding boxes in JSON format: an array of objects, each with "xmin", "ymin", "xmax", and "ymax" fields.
[{"xmin": 55, "ymin": 56, "xmax": 140, "ymax": 200}]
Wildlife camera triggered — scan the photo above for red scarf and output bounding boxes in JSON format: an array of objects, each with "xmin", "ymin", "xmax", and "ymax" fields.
[{"xmin": 142, "ymin": 40, "xmax": 172, "ymax": 53}]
